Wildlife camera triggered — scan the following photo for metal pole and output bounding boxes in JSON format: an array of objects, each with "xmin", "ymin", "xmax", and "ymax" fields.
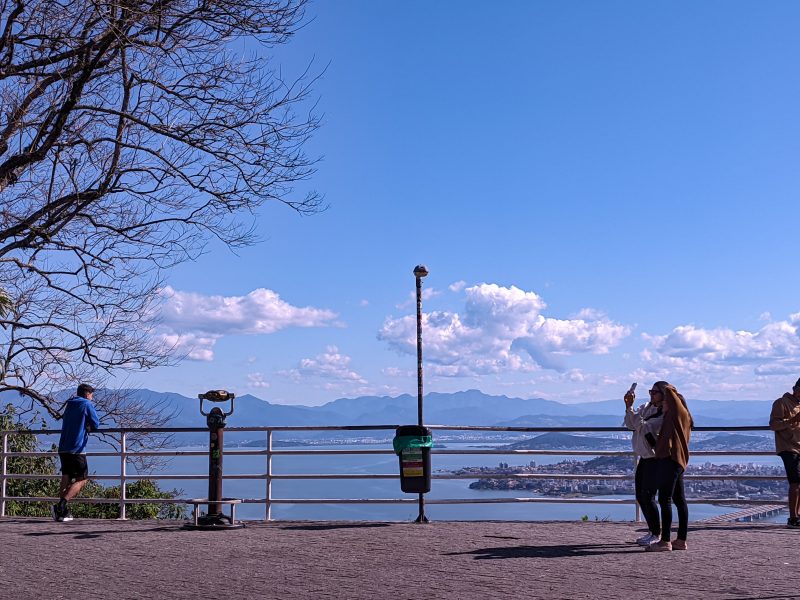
[
  {"xmin": 633, "ymin": 455, "xmax": 640, "ymax": 522},
  {"xmin": 1, "ymin": 432, "xmax": 7, "ymax": 518},
  {"xmin": 266, "ymin": 429, "xmax": 273, "ymax": 522},
  {"xmin": 413, "ymin": 264, "xmax": 429, "ymax": 523},
  {"xmin": 416, "ymin": 274, "xmax": 424, "ymax": 427},
  {"xmin": 119, "ymin": 431, "xmax": 127, "ymax": 520},
  {"xmin": 209, "ymin": 424, "xmax": 224, "ymax": 515}
]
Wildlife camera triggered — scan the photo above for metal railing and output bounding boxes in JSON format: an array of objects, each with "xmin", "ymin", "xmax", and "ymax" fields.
[{"xmin": 0, "ymin": 424, "xmax": 784, "ymax": 521}]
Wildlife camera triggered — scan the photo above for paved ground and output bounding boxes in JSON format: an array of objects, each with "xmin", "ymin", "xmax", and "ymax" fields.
[{"xmin": 2, "ymin": 518, "xmax": 799, "ymax": 599}]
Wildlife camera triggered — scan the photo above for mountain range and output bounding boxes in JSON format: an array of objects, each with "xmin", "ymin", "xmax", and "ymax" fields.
[{"xmin": 3, "ymin": 388, "xmax": 777, "ymax": 433}]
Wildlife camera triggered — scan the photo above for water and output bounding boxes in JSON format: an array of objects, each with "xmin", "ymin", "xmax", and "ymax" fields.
[{"xmin": 87, "ymin": 442, "xmax": 789, "ymax": 523}]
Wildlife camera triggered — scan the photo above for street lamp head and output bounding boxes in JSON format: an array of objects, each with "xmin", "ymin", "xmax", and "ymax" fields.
[{"xmin": 413, "ymin": 265, "xmax": 429, "ymax": 278}]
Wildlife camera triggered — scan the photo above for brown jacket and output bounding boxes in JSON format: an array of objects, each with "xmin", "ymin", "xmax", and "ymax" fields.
[
  {"xmin": 654, "ymin": 387, "xmax": 692, "ymax": 469},
  {"xmin": 769, "ymin": 393, "xmax": 800, "ymax": 454}
]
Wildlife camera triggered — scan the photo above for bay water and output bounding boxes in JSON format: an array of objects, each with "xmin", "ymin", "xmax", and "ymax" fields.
[{"xmin": 89, "ymin": 442, "xmax": 788, "ymax": 523}]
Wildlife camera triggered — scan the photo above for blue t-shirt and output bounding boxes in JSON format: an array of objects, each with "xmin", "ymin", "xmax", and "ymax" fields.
[{"xmin": 58, "ymin": 396, "xmax": 100, "ymax": 454}]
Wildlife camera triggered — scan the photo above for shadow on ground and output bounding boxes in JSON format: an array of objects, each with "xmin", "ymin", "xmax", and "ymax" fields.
[
  {"xmin": 445, "ymin": 542, "xmax": 637, "ymax": 559},
  {"xmin": 24, "ymin": 526, "xmax": 180, "ymax": 539},
  {"xmin": 279, "ymin": 523, "xmax": 391, "ymax": 531}
]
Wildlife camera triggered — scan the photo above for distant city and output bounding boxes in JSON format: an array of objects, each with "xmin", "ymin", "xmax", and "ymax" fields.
[{"xmin": 463, "ymin": 456, "xmax": 786, "ymax": 502}]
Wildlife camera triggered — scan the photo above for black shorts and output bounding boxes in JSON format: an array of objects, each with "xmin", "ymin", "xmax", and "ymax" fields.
[
  {"xmin": 59, "ymin": 453, "xmax": 89, "ymax": 482},
  {"xmin": 779, "ymin": 451, "xmax": 800, "ymax": 484}
]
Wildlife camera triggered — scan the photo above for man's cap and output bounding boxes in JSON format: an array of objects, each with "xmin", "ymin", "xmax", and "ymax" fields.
[{"xmin": 77, "ymin": 383, "xmax": 95, "ymax": 396}]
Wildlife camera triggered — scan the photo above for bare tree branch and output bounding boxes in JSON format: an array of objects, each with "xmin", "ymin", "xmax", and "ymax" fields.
[{"xmin": 0, "ymin": 0, "xmax": 321, "ymax": 423}]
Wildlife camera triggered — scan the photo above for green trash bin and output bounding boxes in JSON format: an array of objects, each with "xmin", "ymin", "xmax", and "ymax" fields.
[{"xmin": 393, "ymin": 425, "xmax": 433, "ymax": 493}]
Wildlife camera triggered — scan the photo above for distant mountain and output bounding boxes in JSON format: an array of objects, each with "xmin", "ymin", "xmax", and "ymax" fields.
[
  {"xmin": 692, "ymin": 433, "xmax": 772, "ymax": 450},
  {"xmin": 506, "ymin": 433, "xmax": 627, "ymax": 450},
  {"xmin": 496, "ymin": 414, "xmax": 623, "ymax": 428},
  {"xmin": 2, "ymin": 388, "xmax": 777, "ymax": 435}
]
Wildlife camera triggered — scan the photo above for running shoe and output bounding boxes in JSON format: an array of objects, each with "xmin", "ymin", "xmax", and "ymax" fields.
[
  {"xmin": 644, "ymin": 541, "xmax": 672, "ymax": 552},
  {"xmin": 61, "ymin": 508, "xmax": 74, "ymax": 522},
  {"xmin": 636, "ymin": 533, "xmax": 660, "ymax": 546},
  {"xmin": 50, "ymin": 503, "xmax": 64, "ymax": 522},
  {"xmin": 786, "ymin": 517, "xmax": 800, "ymax": 529}
]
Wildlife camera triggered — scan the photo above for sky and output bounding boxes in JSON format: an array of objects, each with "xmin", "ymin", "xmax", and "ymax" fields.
[{"xmin": 126, "ymin": 1, "xmax": 800, "ymax": 405}]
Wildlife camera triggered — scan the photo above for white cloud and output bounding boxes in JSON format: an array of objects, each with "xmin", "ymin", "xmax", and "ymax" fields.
[
  {"xmin": 155, "ymin": 286, "xmax": 338, "ymax": 361},
  {"xmin": 158, "ymin": 332, "xmax": 219, "ymax": 362},
  {"xmin": 378, "ymin": 283, "xmax": 630, "ymax": 376},
  {"xmin": 396, "ymin": 287, "xmax": 443, "ymax": 309},
  {"xmin": 647, "ymin": 321, "xmax": 799, "ymax": 364},
  {"xmin": 247, "ymin": 372, "xmax": 270, "ymax": 388},
  {"xmin": 280, "ymin": 346, "xmax": 367, "ymax": 384},
  {"xmin": 382, "ymin": 366, "xmax": 413, "ymax": 377},
  {"xmin": 641, "ymin": 316, "xmax": 800, "ymax": 382},
  {"xmin": 449, "ymin": 280, "xmax": 466, "ymax": 293}
]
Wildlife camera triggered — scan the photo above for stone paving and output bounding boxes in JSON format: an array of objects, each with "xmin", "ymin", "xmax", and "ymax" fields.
[{"xmin": 2, "ymin": 518, "xmax": 800, "ymax": 599}]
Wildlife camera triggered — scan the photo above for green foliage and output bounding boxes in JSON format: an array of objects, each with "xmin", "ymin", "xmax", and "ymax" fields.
[
  {"xmin": 580, "ymin": 514, "xmax": 589, "ymax": 521},
  {"xmin": 1, "ymin": 405, "xmax": 59, "ymax": 517},
  {"xmin": 69, "ymin": 479, "xmax": 185, "ymax": 520},
  {"xmin": 1, "ymin": 405, "xmax": 185, "ymax": 519}
]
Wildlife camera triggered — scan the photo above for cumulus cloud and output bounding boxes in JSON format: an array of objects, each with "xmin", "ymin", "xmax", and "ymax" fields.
[
  {"xmin": 647, "ymin": 320, "xmax": 799, "ymax": 364},
  {"xmin": 280, "ymin": 346, "xmax": 367, "ymax": 384},
  {"xmin": 382, "ymin": 366, "xmax": 413, "ymax": 377},
  {"xmin": 396, "ymin": 287, "xmax": 443, "ymax": 309},
  {"xmin": 155, "ymin": 287, "xmax": 338, "ymax": 361},
  {"xmin": 449, "ymin": 280, "xmax": 466, "ymax": 293},
  {"xmin": 378, "ymin": 283, "xmax": 630, "ymax": 376},
  {"xmin": 247, "ymin": 372, "xmax": 270, "ymax": 388},
  {"xmin": 641, "ymin": 315, "xmax": 800, "ymax": 380}
]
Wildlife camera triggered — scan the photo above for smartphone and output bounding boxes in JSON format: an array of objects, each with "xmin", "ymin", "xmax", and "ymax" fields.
[{"xmin": 628, "ymin": 382, "xmax": 637, "ymax": 395}]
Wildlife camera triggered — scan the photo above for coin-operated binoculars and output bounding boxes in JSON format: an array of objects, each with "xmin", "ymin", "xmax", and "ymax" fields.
[{"xmin": 184, "ymin": 389, "xmax": 244, "ymax": 530}]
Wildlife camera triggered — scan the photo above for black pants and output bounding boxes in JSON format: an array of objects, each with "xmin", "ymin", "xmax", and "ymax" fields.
[
  {"xmin": 656, "ymin": 458, "xmax": 688, "ymax": 542},
  {"xmin": 635, "ymin": 458, "xmax": 660, "ymax": 536}
]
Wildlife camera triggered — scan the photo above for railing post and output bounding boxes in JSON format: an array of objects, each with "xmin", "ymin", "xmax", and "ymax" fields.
[
  {"xmin": 119, "ymin": 431, "xmax": 127, "ymax": 520},
  {"xmin": 633, "ymin": 455, "xmax": 640, "ymax": 522},
  {"xmin": 265, "ymin": 429, "xmax": 272, "ymax": 521},
  {"xmin": 1, "ymin": 432, "xmax": 7, "ymax": 518}
]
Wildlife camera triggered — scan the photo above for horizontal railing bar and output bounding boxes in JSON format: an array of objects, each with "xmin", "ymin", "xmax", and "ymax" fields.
[
  {"xmin": 2, "ymin": 495, "xmax": 784, "ymax": 507},
  {"xmin": 249, "ymin": 497, "xmax": 784, "ymax": 506},
  {"xmin": 426, "ymin": 425, "xmax": 771, "ymax": 432},
  {"xmin": 0, "ymin": 449, "xmax": 782, "ymax": 460},
  {"xmin": 4, "ymin": 496, "xmax": 195, "ymax": 504},
  {"xmin": 2, "ymin": 471, "xmax": 786, "ymax": 482},
  {"xmin": 1, "ymin": 424, "xmax": 774, "ymax": 436}
]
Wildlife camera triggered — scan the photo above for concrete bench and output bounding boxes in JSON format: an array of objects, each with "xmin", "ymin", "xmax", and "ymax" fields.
[{"xmin": 185, "ymin": 498, "xmax": 242, "ymax": 527}]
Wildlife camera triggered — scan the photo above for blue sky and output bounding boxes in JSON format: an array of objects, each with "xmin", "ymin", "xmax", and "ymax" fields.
[{"xmin": 128, "ymin": 1, "xmax": 800, "ymax": 405}]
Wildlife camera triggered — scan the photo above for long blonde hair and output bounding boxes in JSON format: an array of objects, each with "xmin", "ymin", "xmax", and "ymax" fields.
[{"xmin": 653, "ymin": 380, "xmax": 694, "ymax": 428}]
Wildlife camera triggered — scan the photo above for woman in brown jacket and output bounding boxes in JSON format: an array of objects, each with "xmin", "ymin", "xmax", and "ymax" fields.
[{"xmin": 645, "ymin": 381, "xmax": 693, "ymax": 552}]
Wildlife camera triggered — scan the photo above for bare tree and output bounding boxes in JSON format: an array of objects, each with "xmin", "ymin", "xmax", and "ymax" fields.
[{"xmin": 0, "ymin": 0, "xmax": 321, "ymax": 418}]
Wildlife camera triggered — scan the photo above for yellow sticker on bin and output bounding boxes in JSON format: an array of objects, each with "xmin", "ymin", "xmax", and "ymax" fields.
[{"xmin": 403, "ymin": 467, "xmax": 424, "ymax": 477}]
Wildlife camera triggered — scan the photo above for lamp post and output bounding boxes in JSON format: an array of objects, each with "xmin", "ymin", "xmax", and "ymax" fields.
[
  {"xmin": 413, "ymin": 264, "xmax": 428, "ymax": 427},
  {"xmin": 413, "ymin": 264, "xmax": 429, "ymax": 523}
]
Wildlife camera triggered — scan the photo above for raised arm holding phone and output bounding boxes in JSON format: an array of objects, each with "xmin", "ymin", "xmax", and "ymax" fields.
[{"xmin": 623, "ymin": 382, "xmax": 664, "ymax": 547}]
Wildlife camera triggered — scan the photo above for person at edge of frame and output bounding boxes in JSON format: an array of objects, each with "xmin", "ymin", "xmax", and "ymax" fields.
[
  {"xmin": 645, "ymin": 381, "xmax": 693, "ymax": 552},
  {"xmin": 623, "ymin": 384, "xmax": 664, "ymax": 547},
  {"xmin": 769, "ymin": 377, "xmax": 800, "ymax": 529},
  {"xmin": 52, "ymin": 383, "xmax": 100, "ymax": 522}
]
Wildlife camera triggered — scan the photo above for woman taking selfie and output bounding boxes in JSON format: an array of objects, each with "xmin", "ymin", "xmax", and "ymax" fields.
[{"xmin": 645, "ymin": 381, "xmax": 693, "ymax": 552}]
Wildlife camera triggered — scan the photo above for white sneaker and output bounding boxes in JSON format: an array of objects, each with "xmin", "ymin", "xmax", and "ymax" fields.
[{"xmin": 636, "ymin": 533, "xmax": 660, "ymax": 546}]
